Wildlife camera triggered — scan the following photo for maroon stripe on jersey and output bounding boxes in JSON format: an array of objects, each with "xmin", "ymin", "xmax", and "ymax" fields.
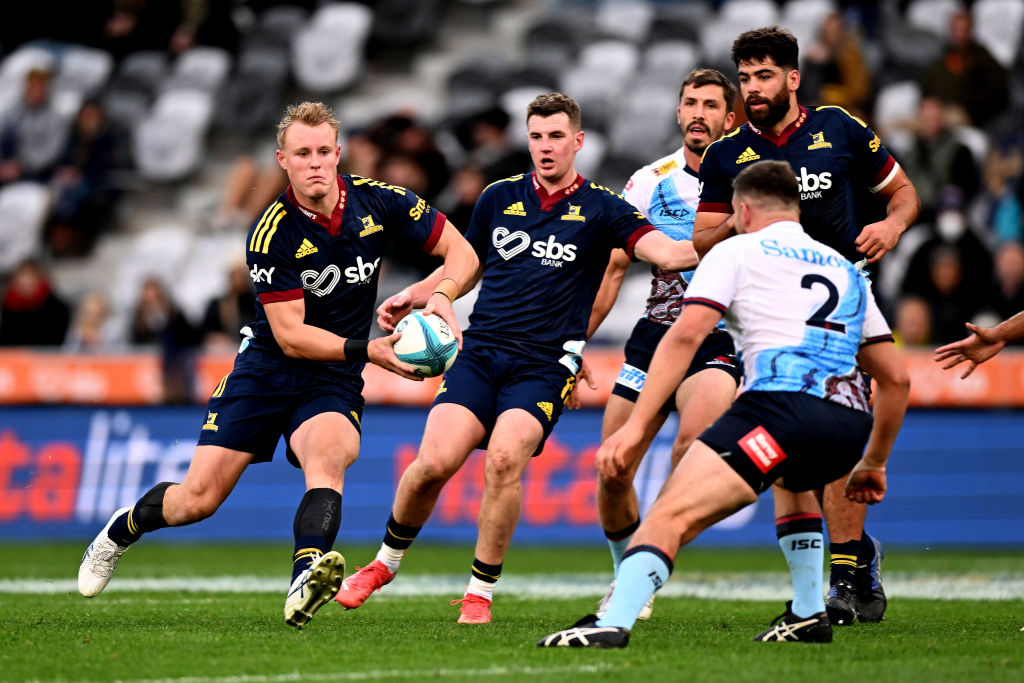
[
  {"xmin": 860, "ymin": 334, "xmax": 894, "ymax": 348},
  {"xmin": 624, "ymin": 224, "xmax": 656, "ymax": 258},
  {"xmin": 683, "ymin": 297, "xmax": 727, "ymax": 313},
  {"xmin": 697, "ymin": 201, "xmax": 733, "ymax": 214},
  {"xmin": 259, "ymin": 288, "xmax": 303, "ymax": 304},
  {"xmin": 532, "ymin": 172, "xmax": 585, "ymax": 212},
  {"xmin": 746, "ymin": 106, "xmax": 808, "ymax": 147},
  {"xmin": 871, "ymin": 155, "xmax": 897, "ymax": 189},
  {"xmin": 420, "ymin": 211, "xmax": 447, "ymax": 253}
]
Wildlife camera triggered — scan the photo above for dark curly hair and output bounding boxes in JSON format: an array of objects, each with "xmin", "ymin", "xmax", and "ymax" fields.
[{"xmin": 731, "ymin": 26, "xmax": 799, "ymax": 70}]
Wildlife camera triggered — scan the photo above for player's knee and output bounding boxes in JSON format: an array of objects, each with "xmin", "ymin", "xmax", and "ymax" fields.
[
  {"xmin": 483, "ymin": 449, "xmax": 528, "ymax": 484},
  {"xmin": 412, "ymin": 452, "xmax": 460, "ymax": 487}
]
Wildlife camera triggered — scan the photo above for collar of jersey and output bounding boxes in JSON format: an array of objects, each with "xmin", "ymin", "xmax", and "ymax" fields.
[
  {"xmin": 531, "ymin": 171, "xmax": 585, "ymax": 212},
  {"xmin": 286, "ymin": 176, "xmax": 346, "ymax": 236},
  {"xmin": 745, "ymin": 105, "xmax": 808, "ymax": 147},
  {"xmin": 760, "ymin": 220, "xmax": 803, "ymax": 234}
]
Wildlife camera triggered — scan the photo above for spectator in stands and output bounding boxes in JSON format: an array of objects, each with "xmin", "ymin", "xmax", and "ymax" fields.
[
  {"xmin": 48, "ymin": 99, "xmax": 125, "ymax": 256},
  {"xmin": 64, "ymin": 291, "xmax": 125, "ymax": 352},
  {"xmin": 921, "ymin": 9, "xmax": 1008, "ymax": 129},
  {"xmin": 210, "ymin": 145, "xmax": 286, "ymax": 233},
  {"xmin": 367, "ymin": 114, "xmax": 450, "ymax": 201},
  {"xmin": 922, "ymin": 244, "xmax": 987, "ymax": 344},
  {"xmin": 982, "ymin": 130, "xmax": 1024, "ymax": 243},
  {"xmin": 894, "ymin": 295, "xmax": 932, "ymax": 347},
  {"xmin": 800, "ymin": 12, "xmax": 872, "ymax": 118},
  {"xmin": 341, "ymin": 127, "xmax": 381, "ymax": 179},
  {"xmin": 454, "ymin": 107, "xmax": 533, "ymax": 185},
  {"xmin": 439, "ymin": 164, "xmax": 488, "ymax": 233},
  {"xmin": 0, "ymin": 68, "xmax": 69, "ymax": 185},
  {"xmin": 377, "ymin": 153, "xmax": 431, "ymax": 199},
  {"xmin": 130, "ymin": 276, "xmax": 201, "ymax": 403},
  {"xmin": 898, "ymin": 96, "xmax": 980, "ymax": 223},
  {"xmin": 902, "ymin": 187, "xmax": 992, "ymax": 303},
  {"xmin": 199, "ymin": 261, "xmax": 255, "ymax": 350},
  {"xmin": 0, "ymin": 259, "xmax": 70, "ymax": 346},
  {"xmin": 989, "ymin": 242, "xmax": 1024, "ymax": 339}
]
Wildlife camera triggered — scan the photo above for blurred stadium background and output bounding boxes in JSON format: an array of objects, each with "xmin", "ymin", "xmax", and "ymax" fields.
[{"xmin": 0, "ymin": 0, "xmax": 1023, "ymax": 549}]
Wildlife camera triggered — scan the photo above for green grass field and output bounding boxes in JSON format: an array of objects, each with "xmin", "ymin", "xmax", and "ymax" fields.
[{"xmin": 2, "ymin": 543, "xmax": 1023, "ymax": 682}]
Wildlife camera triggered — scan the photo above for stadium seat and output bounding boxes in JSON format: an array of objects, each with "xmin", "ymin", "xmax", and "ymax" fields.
[
  {"xmin": 701, "ymin": 16, "xmax": 772, "ymax": 66},
  {"xmin": 522, "ymin": 18, "xmax": 583, "ymax": 73},
  {"xmin": 954, "ymin": 125, "xmax": 990, "ymax": 169},
  {"xmin": 643, "ymin": 41, "xmax": 699, "ymax": 84},
  {"xmin": 559, "ymin": 66, "xmax": 617, "ymax": 133},
  {"xmin": 173, "ymin": 234, "xmax": 242, "ymax": 323},
  {"xmin": 371, "ymin": 0, "xmax": 441, "ymax": 45},
  {"xmin": 574, "ymin": 128, "xmax": 607, "ymax": 179},
  {"xmin": 164, "ymin": 47, "xmax": 232, "ymax": 94},
  {"xmin": 108, "ymin": 227, "xmax": 196, "ymax": 315},
  {"xmin": 217, "ymin": 46, "xmax": 289, "ymax": 134},
  {"xmin": 151, "ymin": 89, "xmax": 214, "ymax": 131},
  {"xmin": 594, "ymin": 0, "xmax": 654, "ymax": 43},
  {"xmin": 0, "ymin": 181, "xmax": 51, "ymax": 275},
  {"xmin": 781, "ymin": 0, "xmax": 837, "ymax": 50},
  {"xmin": 132, "ymin": 116, "xmax": 205, "ymax": 181},
  {"xmin": 607, "ymin": 77, "xmax": 680, "ymax": 166},
  {"xmin": 973, "ymin": 0, "xmax": 1024, "ymax": 68},
  {"xmin": 55, "ymin": 46, "xmax": 114, "ymax": 98},
  {"xmin": 577, "ymin": 40, "xmax": 640, "ymax": 85},
  {"xmin": 291, "ymin": 3, "xmax": 373, "ymax": 92},
  {"xmin": 0, "ymin": 44, "xmax": 57, "ymax": 83},
  {"xmin": 905, "ymin": 0, "xmax": 961, "ymax": 37},
  {"xmin": 872, "ymin": 80, "xmax": 920, "ymax": 153},
  {"xmin": 248, "ymin": 4, "xmax": 309, "ymax": 47},
  {"xmin": 112, "ymin": 51, "xmax": 168, "ymax": 96},
  {"xmin": 719, "ymin": 0, "xmax": 779, "ymax": 26},
  {"xmin": 647, "ymin": 3, "xmax": 712, "ymax": 43}
]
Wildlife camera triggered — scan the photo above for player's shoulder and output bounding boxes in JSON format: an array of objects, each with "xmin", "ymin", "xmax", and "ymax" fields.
[
  {"xmin": 347, "ymin": 173, "xmax": 415, "ymax": 199},
  {"xmin": 247, "ymin": 195, "xmax": 292, "ymax": 256},
  {"xmin": 482, "ymin": 173, "xmax": 527, "ymax": 194},
  {"xmin": 701, "ymin": 127, "xmax": 744, "ymax": 163},
  {"xmin": 812, "ymin": 105, "xmax": 871, "ymax": 130}
]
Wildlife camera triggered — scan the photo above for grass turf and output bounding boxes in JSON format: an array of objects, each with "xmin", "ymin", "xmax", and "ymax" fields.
[{"xmin": 2, "ymin": 543, "xmax": 1022, "ymax": 682}]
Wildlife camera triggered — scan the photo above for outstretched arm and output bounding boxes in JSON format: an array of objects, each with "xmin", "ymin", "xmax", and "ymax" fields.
[
  {"xmin": 632, "ymin": 230, "xmax": 698, "ymax": 273},
  {"xmin": 934, "ymin": 312, "xmax": 1024, "ymax": 378},
  {"xmin": 692, "ymin": 211, "xmax": 735, "ymax": 259}
]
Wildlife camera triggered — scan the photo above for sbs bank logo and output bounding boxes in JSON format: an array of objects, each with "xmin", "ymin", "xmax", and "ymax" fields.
[
  {"xmin": 302, "ymin": 256, "xmax": 381, "ymax": 296},
  {"xmin": 491, "ymin": 227, "xmax": 577, "ymax": 268},
  {"xmin": 796, "ymin": 166, "xmax": 831, "ymax": 199}
]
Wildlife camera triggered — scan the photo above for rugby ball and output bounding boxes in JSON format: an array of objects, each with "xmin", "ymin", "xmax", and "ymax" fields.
[{"xmin": 393, "ymin": 312, "xmax": 458, "ymax": 378}]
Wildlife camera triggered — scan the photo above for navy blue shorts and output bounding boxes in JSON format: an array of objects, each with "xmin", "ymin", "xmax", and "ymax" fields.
[
  {"xmin": 197, "ymin": 356, "xmax": 364, "ymax": 467},
  {"xmin": 699, "ymin": 391, "xmax": 873, "ymax": 494},
  {"xmin": 433, "ymin": 339, "xmax": 577, "ymax": 456},
  {"xmin": 611, "ymin": 319, "xmax": 742, "ymax": 411}
]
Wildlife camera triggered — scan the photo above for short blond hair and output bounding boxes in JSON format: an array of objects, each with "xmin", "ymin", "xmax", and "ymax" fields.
[{"xmin": 276, "ymin": 101, "xmax": 340, "ymax": 149}]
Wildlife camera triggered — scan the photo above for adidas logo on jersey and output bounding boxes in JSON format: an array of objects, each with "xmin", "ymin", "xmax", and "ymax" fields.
[
  {"xmin": 536, "ymin": 401, "xmax": 553, "ymax": 421},
  {"xmin": 736, "ymin": 147, "xmax": 761, "ymax": 164},
  {"xmin": 295, "ymin": 239, "xmax": 318, "ymax": 258},
  {"xmin": 503, "ymin": 202, "xmax": 527, "ymax": 216}
]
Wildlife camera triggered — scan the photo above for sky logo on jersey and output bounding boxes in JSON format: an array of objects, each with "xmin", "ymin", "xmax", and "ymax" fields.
[
  {"xmin": 796, "ymin": 166, "xmax": 832, "ymax": 199},
  {"xmin": 295, "ymin": 239, "xmax": 318, "ymax": 258},
  {"xmin": 560, "ymin": 205, "xmax": 586, "ymax": 221},
  {"xmin": 739, "ymin": 425, "xmax": 787, "ymax": 474},
  {"xmin": 359, "ymin": 215, "xmax": 384, "ymax": 237},
  {"xmin": 503, "ymin": 202, "xmax": 527, "ymax": 216},
  {"xmin": 736, "ymin": 147, "xmax": 760, "ymax": 164},
  {"xmin": 250, "ymin": 264, "xmax": 275, "ymax": 284},
  {"xmin": 808, "ymin": 132, "xmax": 832, "ymax": 150}
]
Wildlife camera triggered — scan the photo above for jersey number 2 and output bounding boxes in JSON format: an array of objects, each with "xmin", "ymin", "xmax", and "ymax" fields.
[{"xmin": 801, "ymin": 274, "xmax": 846, "ymax": 334}]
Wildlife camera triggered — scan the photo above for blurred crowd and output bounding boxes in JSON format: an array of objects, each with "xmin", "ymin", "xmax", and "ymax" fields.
[{"xmin": 1, "ymin": 0, "xmax": 1023, "ymax": 403}]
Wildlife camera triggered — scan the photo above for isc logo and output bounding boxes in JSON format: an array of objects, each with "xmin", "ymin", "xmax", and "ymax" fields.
[
  {"xmin": 492, "ymin": 228, "xmax": 577, "ymax": 266},
  {"xmin": 796, "ymin": 166, "xmax": 832, "ymax": 195}
]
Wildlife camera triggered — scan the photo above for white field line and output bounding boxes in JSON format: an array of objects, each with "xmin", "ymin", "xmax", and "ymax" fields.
[
  {"xmin": 26, "ymin": 663, "xmax": 614, "ymax": 683},
  {"xmin": 6, "ymin": 572, "xmax": 1024, "ymax": 600}
]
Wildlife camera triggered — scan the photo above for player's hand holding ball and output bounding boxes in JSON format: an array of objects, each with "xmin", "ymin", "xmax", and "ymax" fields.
[
  {"xmin": 368, "ymin": 332, "xmax": 423, "ymax": 381},
  {"xmin": 392, "ymin": 312, "xmax": 458, "ymax": 378}
]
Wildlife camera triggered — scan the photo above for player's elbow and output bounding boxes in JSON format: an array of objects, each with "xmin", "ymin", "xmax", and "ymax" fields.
[{"xmin": 877, "ymin": 364, "xmax": 911, "ymax": 400}]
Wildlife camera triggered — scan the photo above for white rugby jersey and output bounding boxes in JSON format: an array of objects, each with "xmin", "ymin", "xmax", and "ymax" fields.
[
  {"xmin": 622, "ymin": 147, "xmax": 704, "ymax": 326},
  {"xmin": 684, "ymin": 221, "xmax": 893, "ymax": 412}
]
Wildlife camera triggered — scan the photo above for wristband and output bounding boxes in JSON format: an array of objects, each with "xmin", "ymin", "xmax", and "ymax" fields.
[
  {"xmin": 433, "ymin": 277, "xmax": 459, "ymax": 303},
  {"xmin": 343, "ymin": 338, "xmax": 370, "ymax": 363}
]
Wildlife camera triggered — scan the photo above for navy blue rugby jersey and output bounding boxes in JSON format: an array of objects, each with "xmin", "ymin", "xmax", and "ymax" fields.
[
  {"xmin": 244, "ymin": 174, "xmax": 445, "ymax": 380},
  {"xmin": 698, "ymin": 105, "xmax": 898, "ymax": 262},
  {"xmin": 463, "ymin": 172, "xmax": 655, "ymax": 357}
]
